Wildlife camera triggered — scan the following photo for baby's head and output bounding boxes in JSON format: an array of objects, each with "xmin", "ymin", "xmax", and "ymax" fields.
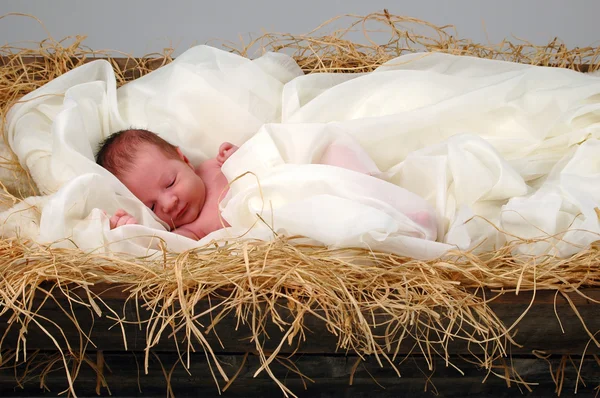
[
  {"xmin": 96, "ymin": 129, "xmax": 180, "ymax": 179},
  {"xmin": 97, "ymin": 129, "xmax": 206, "ymax": 227}
]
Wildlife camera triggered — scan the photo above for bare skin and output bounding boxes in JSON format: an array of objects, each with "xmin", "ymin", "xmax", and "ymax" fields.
[{"xmin": 110, "ymin": 142, "xmax": 238, "ymax": 239}]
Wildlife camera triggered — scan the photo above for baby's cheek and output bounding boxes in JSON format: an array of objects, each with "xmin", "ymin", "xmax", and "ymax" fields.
[{"xmin": 156, "ymin": 213, "xmax": 174, "ymax": 229}]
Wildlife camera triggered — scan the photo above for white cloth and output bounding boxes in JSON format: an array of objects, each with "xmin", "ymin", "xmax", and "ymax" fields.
[
  {"xmin": 219, "ymin": 124, "xmax": 445, "ymax": 259},
  {"xmin": 4, "ymin": 48, "xmax": 600, "ymax": 259}
]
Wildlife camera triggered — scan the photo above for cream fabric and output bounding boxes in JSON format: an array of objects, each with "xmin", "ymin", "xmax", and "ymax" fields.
[{"xmin": 5, "ymin": 48, "xmax": 600, "ymax": 259}]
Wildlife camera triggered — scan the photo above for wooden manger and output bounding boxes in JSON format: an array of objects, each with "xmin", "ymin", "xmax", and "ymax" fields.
[
  {"xmin": 0, "ymin": 11, "xmax": 600, "ymax": 398},
  {"xmin": 0, "ymin": 283, "xmax": 599, "ymax": 397}
]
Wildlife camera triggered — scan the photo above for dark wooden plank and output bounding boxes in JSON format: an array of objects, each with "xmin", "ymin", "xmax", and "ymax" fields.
[
  {"xmin": 0, "ymin": 285, "xmax": 598, "ymax": 356},
  {"xmin": 0, "ymin": 55, "xmax": 171, "ymax": 71},
  {"xmin": 0, "ymin": 352, "xmax": 598, "ymax": 397},
  {"xmin": 0, "ymin": 56, "xmax": 592, "ymax": 74}
]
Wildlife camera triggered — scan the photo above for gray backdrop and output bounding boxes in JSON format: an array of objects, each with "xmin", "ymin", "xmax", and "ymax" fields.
[{"xmin": 0, "ymin": 0, "xmax": 598, "ymax": 57}]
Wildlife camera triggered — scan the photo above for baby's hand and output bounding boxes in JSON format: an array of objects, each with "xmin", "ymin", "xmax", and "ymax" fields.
[
  {"xmin": 109, "ymin": 209, "xmax": 138, "ymax": 229},
  {"xmin": 216, "ymin": 142, "xmax": 239, "ymax": 166}
]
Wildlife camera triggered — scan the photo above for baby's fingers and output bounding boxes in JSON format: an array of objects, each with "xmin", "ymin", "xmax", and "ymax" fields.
[{"xmin": 108, "ymin": 213, "xmax": 138, "ymax": 230}]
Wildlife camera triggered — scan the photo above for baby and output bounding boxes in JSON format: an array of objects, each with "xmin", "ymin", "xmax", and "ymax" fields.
[
  {"xmin": 97, "ymin": 128, "xmax": 435, "ymax": 240},
  {"xmin": 96, "ymin": 129, "xmax": 238, "ymax": 239}
]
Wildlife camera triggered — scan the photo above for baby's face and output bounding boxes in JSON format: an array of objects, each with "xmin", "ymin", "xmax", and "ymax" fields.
[{"xmin": 121, "ymin": 144, "xmax": 206, "ymax": 228}]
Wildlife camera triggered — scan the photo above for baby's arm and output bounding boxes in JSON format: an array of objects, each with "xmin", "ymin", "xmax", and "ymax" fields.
[
  {"xmin": 109, "ymin": 209, "xmax": 204, "ymax": 240},
  {"xmin": 216, "ymin": 142, "xmax": 239, "ymax": 166}
]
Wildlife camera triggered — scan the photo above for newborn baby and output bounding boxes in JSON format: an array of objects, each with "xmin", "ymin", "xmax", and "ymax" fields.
[
  {"xmin": 96, "ymin": 129, "xmax": 238, "ymax": 239},
  {"xmin": 97, "ymin": 128, "xmax": 436, "ymax": 240}
]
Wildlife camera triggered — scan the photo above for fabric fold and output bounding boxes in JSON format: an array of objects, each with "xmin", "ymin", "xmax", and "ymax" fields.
[{"xmin": 4, "ymin": 48, "xmax": 600, "ymax": 259}]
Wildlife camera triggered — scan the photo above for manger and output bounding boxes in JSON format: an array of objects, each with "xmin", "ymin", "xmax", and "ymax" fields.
[{"xmin": 0, "ymin": 12, "xmax": 599, "ymax": 397}]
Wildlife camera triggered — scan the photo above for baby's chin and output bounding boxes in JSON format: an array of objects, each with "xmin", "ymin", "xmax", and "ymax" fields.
[
  {"xmin": 171, "ymin": 205, "xmax": 202, "ymax": 228},
  {"xmin": 160, "ymin": 215, "xmax": 188, "ymax": 230}
]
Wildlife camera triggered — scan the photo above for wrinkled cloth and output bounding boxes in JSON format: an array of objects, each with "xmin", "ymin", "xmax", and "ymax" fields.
[
  {"xmin": 5, "ymin": 47, "xmax": 600, "ymax": 259},
  {"xmin": 219, "ymin": 124, "xmax": 444, "ymax": 259}
]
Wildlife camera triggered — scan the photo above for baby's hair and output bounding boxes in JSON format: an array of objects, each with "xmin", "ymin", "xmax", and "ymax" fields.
[{"xmin": 96, "ymin": 129, "xmax": 180, "ymax": 177}]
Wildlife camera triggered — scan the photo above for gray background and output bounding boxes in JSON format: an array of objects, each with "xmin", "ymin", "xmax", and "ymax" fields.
[{"xmin": 0, "ymin": 0, "xmax": 598, "ymax": 57}]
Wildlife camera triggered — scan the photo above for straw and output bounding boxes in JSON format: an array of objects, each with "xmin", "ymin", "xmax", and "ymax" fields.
[{"xmin": 0, "ymin": 11, "xmax": 599, "ymax": 397}]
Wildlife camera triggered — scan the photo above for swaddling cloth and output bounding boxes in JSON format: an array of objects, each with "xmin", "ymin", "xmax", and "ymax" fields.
[{"xmin": 219, "ymin": 124, "xmax": 444, "ymax": 259}]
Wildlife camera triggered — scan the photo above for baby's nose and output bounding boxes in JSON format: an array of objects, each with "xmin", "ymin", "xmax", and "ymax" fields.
[{"xmin": 162, "ymin": 195, "xmax": 178, "ymax": 213}]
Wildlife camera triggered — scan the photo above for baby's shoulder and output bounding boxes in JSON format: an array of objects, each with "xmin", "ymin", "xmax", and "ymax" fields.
[{"xmin": 195, "ymin": 159, "xmax": 221, "ymax": 177}]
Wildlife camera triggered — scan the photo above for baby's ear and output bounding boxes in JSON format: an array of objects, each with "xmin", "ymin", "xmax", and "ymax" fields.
[{"xmin": 176, "ymin": 147, "xmax": 191, "ymax": 165}]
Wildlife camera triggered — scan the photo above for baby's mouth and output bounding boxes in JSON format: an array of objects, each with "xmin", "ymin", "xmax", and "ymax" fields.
[{"xmin": 176, "ymin": 204, "xmax": 187, "ymax": 222}]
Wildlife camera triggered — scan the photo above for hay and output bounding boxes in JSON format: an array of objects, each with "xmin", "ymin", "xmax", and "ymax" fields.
[
  {"xmin": 230, "ymin": 10, "xmax": 600, "ymax": 73},
  {"xmin": 0, "ymin": 11, "xmax": 599, "ymax": 397}
]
